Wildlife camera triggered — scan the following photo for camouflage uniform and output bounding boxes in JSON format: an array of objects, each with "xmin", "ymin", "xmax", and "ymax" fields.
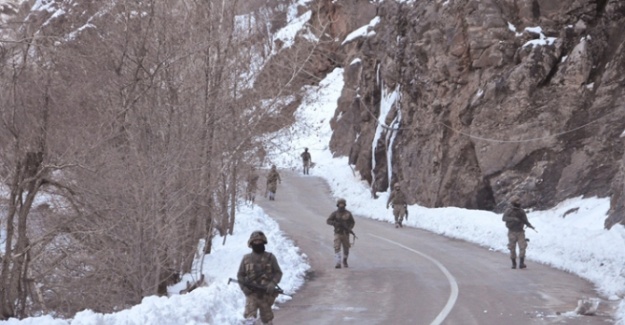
[
  {"xmin": 237, "ymin": 231, "xmax": 283, "ymax": 325},
  {"xmin": 326, "ymin": 198, "xmax": 355, "ymax": 268},
  {"xmin": 246, "ymin": 168, "xmax": 259, "ymax": 204},
  {"xmin": 300, "ymin": 148, "xmax": 312, "ymax": 175},
  {"xmin": 266, "ymin": 166, "xmax": 281, "ymax": 201},
  {"xmin": 501, "ymin": 197, "xmax": 535, "ymax": 269},
  {"xmin": 387, "ymin": 184, "xmax": 407, "ymax": 228}
]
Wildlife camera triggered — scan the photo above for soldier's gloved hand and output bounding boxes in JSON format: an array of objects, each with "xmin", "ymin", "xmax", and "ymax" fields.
[
  {"xmin": 266, "ymin": 281, "xmax": 276, "ymax": 295},
  {"xmin": 242, "ymin": 287, "xmax": 253, "ymax": 296}
]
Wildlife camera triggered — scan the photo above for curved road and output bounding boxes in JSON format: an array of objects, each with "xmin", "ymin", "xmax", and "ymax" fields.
[{"xmin": 257, "ymin": 170, "xmax": 614, "ymax": 324}]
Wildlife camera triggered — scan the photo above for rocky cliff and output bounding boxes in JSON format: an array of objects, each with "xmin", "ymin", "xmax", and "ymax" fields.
[
  {"xmin": 3, "ymin": 0, "xmax": 624, "ymax": 228},
  {"xmin": 303, "ymin": 0, "xmax": 625, "ymax": 227}
]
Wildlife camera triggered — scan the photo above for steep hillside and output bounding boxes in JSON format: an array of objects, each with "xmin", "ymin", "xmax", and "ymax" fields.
[
  {"xmin": 3, "ymin": 1, "xmax": 624, "ymax": 224},
  {"xmin": 0, "ymin": 0, "xmax": 623, "ymax": 319},
  {"xmin": 0, "ymin": 0, "xmax": 309, "ymax": 318},
  {"xmin": 296, "ymin": 0, "xmax": 625, "ymax": 227}
]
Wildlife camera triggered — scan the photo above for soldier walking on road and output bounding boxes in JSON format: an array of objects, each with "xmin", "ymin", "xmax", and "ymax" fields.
[
  {"xmin": 245, "ymin": 167, "xmax": 259, "ymax": 205},
  {"xmin": 326, "ymin": 198, "xmax": 355, "ymax": 269},
  {"xmin": 266, "ymin": 165, "xmax": 281, "ymax": 201},
  {"xmin": 502, "ymin": 196, "xmax": 536, "ymax": 269},
  {"xmin": 237, "ymin": 231, "xmax": 283, "ymax": 325},
  {"xmin": 300, "ymin": 148, "xmax": 312, "ymax": 175},
  {"xmin": 387, "ymin": 183, "xmax": 408, "ymax": 228}
]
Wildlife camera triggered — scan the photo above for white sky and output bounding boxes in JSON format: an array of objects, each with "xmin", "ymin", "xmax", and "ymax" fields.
[{"xmin": 3, "ymin": 4, "xmax": 625, "ymax": 325}]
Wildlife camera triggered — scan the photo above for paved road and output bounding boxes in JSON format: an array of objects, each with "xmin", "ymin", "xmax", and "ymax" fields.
[{"xmin": 257, "ymin": 170, "xmax": 615, "ymax": 324}]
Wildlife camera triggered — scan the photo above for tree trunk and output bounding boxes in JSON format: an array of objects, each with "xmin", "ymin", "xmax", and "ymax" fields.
[{"xmin": 228, "ymin": 161, "xmax": 237, "ymax": 235}]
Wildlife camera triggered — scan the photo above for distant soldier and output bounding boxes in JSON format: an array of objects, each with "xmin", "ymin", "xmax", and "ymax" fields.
[
  {"xmin": 502, "ymin": 196, "xmax": 536, "ymax": 269},
  {"xmin": 237, "ymin": 231, "xmax": 283, "ymax": 325},
  {"xmin": 326, "ymin": 198, "xmax": 356, "ymax": 269},
  {"xmin": 246, "ymin": 167, "xmax": 260, "ymax": 205},
  {"xmin": 300, "ymin": 148, "xmax": 312, "ymax": 175},
  {"xmin": 387, "ymin": 183, "xmax": 407, "ymax": 228},
  {"xmin": 266, "ymin": 165, "xmax": 281, "ymax": 201}
]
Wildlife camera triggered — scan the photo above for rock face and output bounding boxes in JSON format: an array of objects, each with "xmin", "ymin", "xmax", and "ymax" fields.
[
  {"xmin": 3, "ymin": 0, "xmax": 624, "ymax": 227},
  {"xmin": 317, "ymin": 0, "xmax": 625, "ymax": 225}
]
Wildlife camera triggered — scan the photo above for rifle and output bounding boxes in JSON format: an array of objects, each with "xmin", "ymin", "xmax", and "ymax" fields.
[
  {"xmin": 227, "ymin": 278, "xmax": 290, "ymax": 296},
  {"xmin": 334, "ymin": 221, "xmax": 358, "ymax": 246}
]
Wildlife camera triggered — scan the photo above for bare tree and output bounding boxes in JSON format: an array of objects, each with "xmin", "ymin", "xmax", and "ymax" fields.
[{"xmin": 0, "ymin": 0, "xmax": 328, "ymax": 318}]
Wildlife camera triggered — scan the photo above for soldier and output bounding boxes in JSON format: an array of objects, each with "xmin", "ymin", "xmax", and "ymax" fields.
[
  {"xmin": 300, "ymin": 148, "xmax": 312, "ymax": 175},
  {"xmin": 237, "ymin": 231, "xmax": 283, "ymax": 325},
  {"xmin": 266, "ymin": 165, "xmax": 281, "ymax": 201},
  {"xmin": 501, "ymin": 196, "xmax": 536, "ymax": 269},
  {"xmin": 386, "ymin": 183, "xmax": 407, "ymax": 228},
  {"xmin": 326, "ymin": 198, "xmax": 355, "ymax": 269},
  {"xmin": 245, "ymin": 167, "xmax": 260, "ymax": 205}
]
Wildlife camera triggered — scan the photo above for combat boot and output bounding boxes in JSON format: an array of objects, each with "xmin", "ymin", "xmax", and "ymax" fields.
[
  {"xmin": 335, "ymin": 253, "xmax": 342, "ymax": 269},
  {"xmin": 511, "ymin": 258, "xmax": 516, "ymax": 269},
  {"xmin": 343, "ymin": 257, "xmax": 348, "ymax": 268},
  {"xmin": 519, "ymin": 257, "xmax": 527, "ymax": 269}
]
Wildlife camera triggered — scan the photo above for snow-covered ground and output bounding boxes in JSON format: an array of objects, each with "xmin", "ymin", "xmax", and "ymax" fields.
[
  {"xmin": 3, "ymin": 1, "xmax": 625, "ymax": 323},
  {"xmin": 4, "ymin": 63, "xmax": 625, "ymax": 325}
]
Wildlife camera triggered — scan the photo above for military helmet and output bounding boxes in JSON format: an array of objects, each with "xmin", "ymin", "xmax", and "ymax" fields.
[
  {"xmin": 510, "ymin": 195, "xmax": 521, "ymax": 205},
  {"xmin": 336, "ymin": 198, "xmax": 347, "ymax": 207},
  {"xmin": 247, "ymin": 230, "xmax": 268, "ymax": 247},
  {"xmin": 394, "ymin": 183, "xmax": 401, "ymax": 189}
]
